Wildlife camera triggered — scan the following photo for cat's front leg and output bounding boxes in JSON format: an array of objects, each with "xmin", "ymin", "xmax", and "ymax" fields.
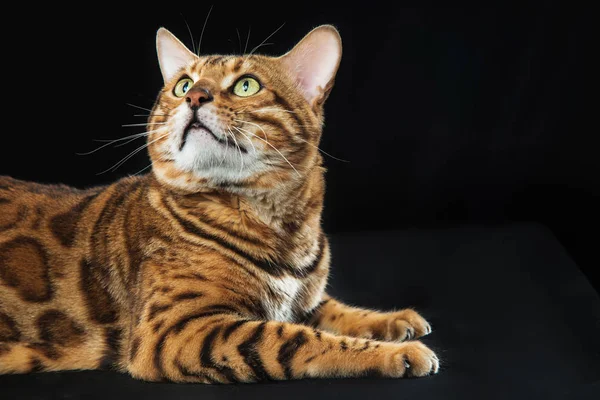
[
  {"xmin": 307, "ymin": 296, "xmax": 432, "ymax": 342},
  {"xmin": 127, "ymin": 314, "xmax": 438, "ymax": 383}
]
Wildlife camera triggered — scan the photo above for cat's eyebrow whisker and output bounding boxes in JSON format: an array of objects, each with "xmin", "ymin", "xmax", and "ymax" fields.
[
  {"xmin": 249, "ymin": 42, "xmax": 274, "ymax": 54},
  {"xmin": 226, "ymin": 127, "xmax": 245, "ymax": 174},
  {"xmin": 96, "ymin": 132, "xmax": 169, "ymax": 175},
  {"xmin": 76, "ymin": 129, "xmax": 166, "ymax": 155},
  {"xmin": 294, "ymin": 137, "xmax": 351, "ymax": 163},
  {"xmin": 180, "ymin": 13, "xmax": 197, "ymax": 55},
  {"xmin": 236, "ymin": 126, "xmax": 301, "ymax": 177},
  {"xmin": 133, "ymin": 114, "xmax": 169, "ymax": 117},
  {"xmin": 247, "ymin": 22, "xmax": 286, "ymax": 58},
  {"xmin": 244, "ymin": 26, "xmax": 251, "ymax": 55},
  {"xmin": 197, "ymin": 5, "xmax": 214, "ymax": 55},
  {"xmin": 233, "ymin": 118, "xmax": 268, "ymax": 141},
  {"xmin": 231, "ymin": 126, "xmax": 257, "ymax": 154},
  {"xmin": 235, "ymin": 28, "xmax": 242, "ymax": 55}
]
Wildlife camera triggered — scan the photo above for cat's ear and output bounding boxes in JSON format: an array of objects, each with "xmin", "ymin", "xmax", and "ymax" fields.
[
  {"xmin": 156, "ymin": 28, "xmax": 198, "ymax": 83},
  {"xmin": 279, "ymin": 25, "xmax": 342, "ymax": 107}
]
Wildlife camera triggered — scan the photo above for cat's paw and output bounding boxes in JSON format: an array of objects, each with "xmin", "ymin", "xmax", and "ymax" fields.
[
  {"xmin": 351, "ymin": 309, "xmax": 432, "ymax": 342},
  {"xmin": 382, "ymin": 341, "xmax": 440, "ymax": 378}
]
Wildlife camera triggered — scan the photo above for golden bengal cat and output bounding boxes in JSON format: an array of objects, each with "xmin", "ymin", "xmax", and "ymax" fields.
[{"xmin": 0, "ymin": 25, "xmax": 439, "ymax": 383}]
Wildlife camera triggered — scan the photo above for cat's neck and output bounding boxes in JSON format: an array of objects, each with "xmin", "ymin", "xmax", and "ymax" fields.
[{"xmin": 153, "ymin": 166, "xmax": 325, "ymax": 236}]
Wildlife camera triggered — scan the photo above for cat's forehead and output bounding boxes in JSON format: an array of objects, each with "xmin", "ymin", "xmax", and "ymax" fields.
[{"xmin": 183, "ymin": 55, "xmax": 274, "ymax": 86}]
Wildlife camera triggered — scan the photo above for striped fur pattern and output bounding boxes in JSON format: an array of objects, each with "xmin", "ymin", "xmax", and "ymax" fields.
[{"xmin": 0, "ymin": 25, "xmax": 439, "ymax": 382}]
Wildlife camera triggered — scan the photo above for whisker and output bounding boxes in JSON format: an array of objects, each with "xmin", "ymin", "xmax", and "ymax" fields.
[
  {"xmin": 219, "ymin": 130, "xmax": 229, "ymax": 167},
  {"xmin": 76, "ymin": 129, "xmax": 165, "ymax": 155},
  {"xmin": 96, "ymin": 132, "xmax": 169, "ymax": 175},
  {"xmin": 244, "ymin": 26, "xmax": 251, "ymax": 54},
  {"xmin": 197, "ymin": 5, "xmax": 214, "ymax": 55},
  {"xmin": 249, "ymin": 42, "xmax": 274, "ymax": 54},
  {"xmin": 247, "ymin": 22, "xmax": 285, "ymax": 58},
  {"xmin": 226, "ymin": 127, "xmax": 245, "ymax": 174},
  {"xmin": 132, "ymin": 153, "xmax": 172, "ymax": 177},
  {"xmin": 114, "ymin": 135, "xmax": 154, "ymax": 148},
  {"xmin": 231, "ymin": 126, "xmax": 257, "ymax": 154},
  {"xmin": 121, "ymin": 122, "xmax": 166, "ymax": 127},
  {"xmin": 126, "ymin": 103, "xmax": 154, "ymax": 112},
  {"xmin": 180, "ymin": 12, "xmax": 197, "ymax": 54},
  {"xmin": 236, "ymin": 28, "xmax": 242, "ymax": 54},
  {"xmin": 233, "ymin": 118, "xmax": 268, "ymax": 141},
  {"xmin": 235, "ymin": 126, "xmax": 301, "ymax": 177},
  {"xmin": 133, "ymin": 114, "xmax": 169, "ymax": 117},
  {"xmin": 295, "ymin": 137, "xmax": 350, "ymax": 163}
]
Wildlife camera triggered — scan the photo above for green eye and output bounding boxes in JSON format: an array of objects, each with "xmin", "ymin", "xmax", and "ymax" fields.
[
  {"xmin": 233, "ymin": 76, "xmax": 261, "ymax": 97},
  {"xmin": 173, "ymin": 78, "xmax": 194, "ymax": 97}
]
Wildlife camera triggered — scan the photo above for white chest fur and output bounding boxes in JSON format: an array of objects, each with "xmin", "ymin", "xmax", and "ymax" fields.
[{"xmin": 263, "ymin": 275, "xmax": 303, "ymax": 322}]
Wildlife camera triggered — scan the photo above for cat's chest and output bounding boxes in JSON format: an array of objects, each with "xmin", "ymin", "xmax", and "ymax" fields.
[{"xmin": 262, "ymin": 275, "xmax": 304, "ymax": 322}]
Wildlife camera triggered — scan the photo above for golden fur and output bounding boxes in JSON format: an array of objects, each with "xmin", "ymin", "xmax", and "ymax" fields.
[{"xmin": 0, "ymin": 25, "xmax": 439, "ymax": 382}]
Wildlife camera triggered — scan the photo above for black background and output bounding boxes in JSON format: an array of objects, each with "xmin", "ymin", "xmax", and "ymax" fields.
[{"xmin": 0, "ymin": 4, "xmax": 597, "ymax": 291}]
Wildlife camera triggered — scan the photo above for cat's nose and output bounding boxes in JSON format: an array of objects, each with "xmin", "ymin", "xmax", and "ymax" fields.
[{"xmin": 186, "ymin": 87, "xmax": 213, "ymax": 109}]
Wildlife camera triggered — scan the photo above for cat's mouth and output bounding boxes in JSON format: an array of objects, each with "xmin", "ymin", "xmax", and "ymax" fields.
[{"xmin": 181, "ymin": 118, "xmax": 246, "ymax": 153}]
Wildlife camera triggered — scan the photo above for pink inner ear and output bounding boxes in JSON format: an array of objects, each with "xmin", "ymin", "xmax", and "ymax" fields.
[{"xmin": 282, "ymin": 28, "xmax": 341, "ymax": 104}]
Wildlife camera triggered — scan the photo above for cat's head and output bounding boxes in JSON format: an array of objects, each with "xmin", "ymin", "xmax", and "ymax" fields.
[{"xmin": 146, "ymin": 25, "xmax": 342, "ymax": 194}]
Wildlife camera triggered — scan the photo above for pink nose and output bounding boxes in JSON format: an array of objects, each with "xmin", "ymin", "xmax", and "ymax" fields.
[{"xmin": 185, "ymin": 87, "xmax": 213, "ymax": 108}]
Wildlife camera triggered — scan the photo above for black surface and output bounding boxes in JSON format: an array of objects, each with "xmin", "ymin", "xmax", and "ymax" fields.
[
  {"xmin": 0, "ymin": 5, "xmax": 597, "ymax": 290},
  {"xmin": 2, "ymin": 223, "xmax": 599, "ymax": 399}
]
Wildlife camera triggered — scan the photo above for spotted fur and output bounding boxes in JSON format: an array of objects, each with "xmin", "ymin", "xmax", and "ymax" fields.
[{"xmin": 0, "ymin": 25, "xmax": 439, "ymax": 382}]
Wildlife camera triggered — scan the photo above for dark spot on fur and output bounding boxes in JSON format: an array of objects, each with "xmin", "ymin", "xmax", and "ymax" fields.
[
  {"xmin": 80, "ymin": 259, "xmax": 119, "ymax": 324},
  {"xmin": 0, "ymin": 312, "xmax": 21, "ymax": 341},
  {"xmin": 0, "ymin": 343, "xmax": 10, "ymax": 356},
  {"xmin": 172, "ymin": 292, "xmax": 204, "ymax": 301},
  {"xmin": 27, "ymin": 343, "xmax": 60, "ymax": 360},
  {"xmin": 277, "ymin": 331, "xmax": 308, "ymax": 379},
  {"xmin": 37, "ymin": 310, "xmax": 85, "ymax": 346},
  {"xmin": 0, "ymin": 237, "xmax": 53, "ymax": 302},
  {"xmin": 153, "ymin": 248, "xmax": 167, "ymax": 257},
  {"xmin": 99, "ymin": 328, "xmax": 122, "ymax": 370},
  {"xmin": 314, "ymin": 329, "xmax": 322, "ymax": 341},
  {"xmin": 49, "ymin": 194, "xmax": 96, "ymax": 247},
  {"xmin": 129, "ymin": 336, "xmax": 141, "ymax": 362},
  {"xmin": 362, "ymin": 368, "xmax": 384, "ymax": 378},
  {"xmin": 148, "ymin": 303, "xmax": 173, "ymax": 321},
  {"xmin": 237, "ymin": 322, "xmax": 272, "ymax": 381},
  {"xmin": 152, "ymin": 321, "xmax": 164, "ymax": 333},
  {"xmin": 29, "ymin": 358, "xmax": 44, "ymax": 372}
]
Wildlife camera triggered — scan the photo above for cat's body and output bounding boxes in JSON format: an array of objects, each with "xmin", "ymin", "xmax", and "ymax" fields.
[{"xmin": 0, "ymin": 26, "xmax": 439, "ymax": 382}]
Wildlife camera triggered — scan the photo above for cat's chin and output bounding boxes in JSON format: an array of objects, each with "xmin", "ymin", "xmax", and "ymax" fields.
[{"xmin": 181, "ymin": 122, "xmax": 242, "ymax": 152}]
